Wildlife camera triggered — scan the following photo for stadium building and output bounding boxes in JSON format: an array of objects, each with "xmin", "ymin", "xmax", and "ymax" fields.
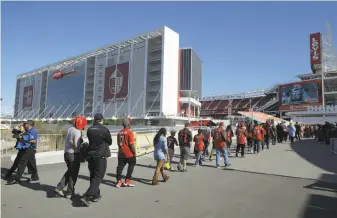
[
  {"xmin": 13, "ymin": 26, "xmax": 202, "ymax": 125},
  {"xmin": 200, "ymin": 22, "xmax": 337, "ymax": 124}
]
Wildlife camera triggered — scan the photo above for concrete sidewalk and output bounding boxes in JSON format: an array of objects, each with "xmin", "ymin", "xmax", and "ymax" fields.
[
  {"xmin": 221, "ymin": 139, "xmax": 337, "ymax": 183},
  {"xmin": 1, "ymin": 139, "xmax": 337, "ymax": 218}
]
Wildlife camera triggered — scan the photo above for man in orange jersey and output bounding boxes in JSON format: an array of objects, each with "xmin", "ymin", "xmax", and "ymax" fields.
[
  {"xmin": 116, "ymin": 118, "xmax": 136, "ymax": 188},
  {"xmin": 253, "ymin": 121, "xmax": 263, "ymax": 155},
  {"xmin": 236, "ymin": 122, "xmax": 247, "ymax": 157},
  {"xmin": 193, "ymin": 129, "xmax": 204, "ymax": 166},
  {"xmin": 246, "ymin": 122, "xmax": 254, "ymax": 152},
  {"xmin": 214, "ymin": 122, "xmax": 231, "ymax": 168}
]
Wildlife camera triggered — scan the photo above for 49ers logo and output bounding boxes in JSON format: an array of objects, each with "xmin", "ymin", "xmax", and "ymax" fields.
[{"xmin": 109, "ymin": 68, "xmax": 123, "ymax": 95}]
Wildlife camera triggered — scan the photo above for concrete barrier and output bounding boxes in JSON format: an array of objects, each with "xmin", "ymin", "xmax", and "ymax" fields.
[{"xmin": 10, "ymin": 130, "xmax": 198, "ymax": 165}]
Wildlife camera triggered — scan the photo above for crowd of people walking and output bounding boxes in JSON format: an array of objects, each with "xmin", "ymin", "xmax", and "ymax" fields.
[{"xmin": 3, "ymin": 114, "xmax": 337, "ymax": 207}]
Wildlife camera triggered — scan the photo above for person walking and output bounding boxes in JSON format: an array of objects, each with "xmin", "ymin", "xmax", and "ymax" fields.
[
  {"xmin": 24, "ymin": 120, "xmax": 39, "ymax": 181},
  {"xmin": 225, "ymin": 125, "xmax": 234, "ymax": 156},
  {"xmin": 294, "ymin": 122, "xmax": 302, "ymax": 141},
  {"xmin": 214, "ymin": 122, "xmax": 231, "ymax": 168},
  {"xmin": 253, "ymin": 121, "xmax": 263, "ymax": 155},
  {"xmin": 177, "ymin": 123, "xmax": 192, "ymax": 172},
  {"xmin": 4, "ymin": 124, "xmax": 27, "ymax": 180},
  {"xmin": 55, "ymin": 116, "xmax": 87, "ymax": 198},
  {"xmin": 80, "ymin": 113, "xmax": 112, "ymax": 206},
  {"xmin": 236, "ymin": 122, "xmax": 247, "ymax": 157},
  {"xmin": 194, "ymin": 129, "xmax": 204, "ymax": 166},
  {"xmin": 246, "ymin": 122, "xmax": 254, "ymax": 152},
  {"xmin": 152, "ymin": 128, "xmax": 170, "ymax": 185},
  {"xmin": 115, "ymin": 118, "xmax": 137, "ymax": 188},
  {"xmin": 7, "ymin": 122, "xmax": 38, "ymax": 184},
  {"xmin": 202, "ymin": 124, "xmax": 211, "ymax": 157},
  {"xmin": 166, "ymin": 130, "xmax": 178, "ymax": 171},
  {"xmin": 288, "ymin": 123, "xmax": 296, "ymax": 143}
]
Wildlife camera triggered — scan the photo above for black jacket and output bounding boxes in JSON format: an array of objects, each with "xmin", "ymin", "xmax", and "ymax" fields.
[{"xmin": 86, "ymin": 122, "xmax": 112, "ymax": 158}]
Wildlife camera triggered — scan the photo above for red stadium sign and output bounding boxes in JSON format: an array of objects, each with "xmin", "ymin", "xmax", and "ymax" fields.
[
  {"xmin": 52, "ymin": 68, "xmax": 76, "ymax": 80},
  {"xmin": 310, "ymin": 32, "xmax": 321, "ymax": 66}
]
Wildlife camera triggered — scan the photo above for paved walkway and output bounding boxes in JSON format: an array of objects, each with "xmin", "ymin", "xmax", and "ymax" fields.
[{"xmin": 1, "ymin": 139, "xmax": 337, "ymax": 218}]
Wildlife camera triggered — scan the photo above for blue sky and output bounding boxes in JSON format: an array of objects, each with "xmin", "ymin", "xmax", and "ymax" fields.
[{"xmin": 1, "ymin": 1, "xmax": 337, "ymax": 114}]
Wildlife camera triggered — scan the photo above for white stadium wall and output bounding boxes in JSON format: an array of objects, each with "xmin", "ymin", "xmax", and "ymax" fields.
[
  {"xmin": 160, "ymin": 27, "xmax": 179, "ymax": 116},
  {"xmin": 99, "ymin": 41, "xmax": 148, "ymax": 118},
  {"xmin": 14, "ymin": 26, "xmax": 197, "ymax": 120}
]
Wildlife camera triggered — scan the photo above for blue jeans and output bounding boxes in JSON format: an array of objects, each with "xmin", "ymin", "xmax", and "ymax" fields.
[
  {"xmin": 195, "ymin": 151, "xmax": 203, "ymax": 165},
  {"xmin": 216, "ymin": 147, "xmax": 230, "ymax": 166},
  {"xmin": 254, "ymin": 140, "xmax": 262, "ymax": 153}
]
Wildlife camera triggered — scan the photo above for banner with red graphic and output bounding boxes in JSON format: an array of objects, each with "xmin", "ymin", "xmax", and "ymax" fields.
[
  {"xmin": 310, "ymin": 32, "xmax": 321, "ymax": 66},
  {"xmin": 23, "ymin": 85, "xmax": 34, "ymax": 109},
  {"xmin": 104, "ymin": 62, "xmax": 129, "ymax": 102}
]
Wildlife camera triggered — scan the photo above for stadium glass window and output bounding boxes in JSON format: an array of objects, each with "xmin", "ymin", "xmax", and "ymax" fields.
[
  {"xmin": 97, "ymin": 96, "xmax": 102, "ymax": 101},
  {"xmin": 99, "ymin": 80, "xmax": 103, "ymax": 84}
]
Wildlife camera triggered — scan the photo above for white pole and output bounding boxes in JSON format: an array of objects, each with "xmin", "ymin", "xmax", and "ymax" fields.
[
  {"xmin": 25, "ymin": 108, "xmax": 36, "ymax": 119},
  {"xmin": 43, "ymin": 105, "xmax": 56, "ymax": 119},
  {"xmin": 90, "ymin": 100, "xmax": 101, "ymax": 117},
  {"xmin": 30, "ymin": 107, "xmax": 41, "ymax": 119},
  {"xmin": 129, "ymin": 89, "xmax": 145, "ymax": 117},
  {"xmin": 80, "ymin": 101, "xmax": 91, "ymax": 116},
  {"xmin": 59, "ymin": 104, "xmax": 72, "ymax": 119},
  {"xmin": 52, "ymin": 104, "xmax": 64, "ymax": 118},
  {"xmin": 67, "ymin": 103, "xmax": 80, "ymax": 118},
  {"xmin": 115, "ymin": 95, "xmax": 128, "ymax": 116},
  {"xmin": 18, "ymin": 109, "xmax": 30, "ymax": 120},
  {"xmin": 146, "ymin": 89, "xmax": 161, "ymax": 116},
  {"xmin": 103, "ymin": 99, "xmax": 114, "ymax": 117},
  {"xmin": 16, "ymin": 106, "xmax": 27, "ymax": 119},
  {"xmin": 38, "ymin": 106, "xmax": 49, "ymax": 119}
]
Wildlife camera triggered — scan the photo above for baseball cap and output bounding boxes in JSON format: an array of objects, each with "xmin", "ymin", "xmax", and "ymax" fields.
[
  {"xmin": 122, "ymin": 118, "xmax": 130, "ymax": 127},
  {"xmin": 185, "ymin": 122, "xmax": 190, "ymax": 127},
  {"xmin": 94, "ymin": 113, "xmax": 104, "ymax": 121}
]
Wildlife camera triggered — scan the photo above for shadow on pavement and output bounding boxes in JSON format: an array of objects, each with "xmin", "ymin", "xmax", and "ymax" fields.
[
  {"xmin": 291, "ymin": 140, "xmax": 337, "ymax": 175},
  {"xmin": 300, "ymin": 174, "xmax": 337, "ymax": 218},
  {"xmin": 106, "ymin": 173, "xmax": 153, "ymax": 186},
  {"xmin": 77, "ymin": 174, "xmax": 116, "ymax": 187},
  {"xmin": 300, "ymin": 194, "xmax": 337, "ymax": 218}
]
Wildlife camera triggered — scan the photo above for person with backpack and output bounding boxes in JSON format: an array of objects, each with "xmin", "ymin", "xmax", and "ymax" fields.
[
  {"xmin": 80, "ymin": 113, "xmax": 112, "ymax": 206},
  {"xmin": 194, "ymin": 129, "xmax": 204, "ymax": 166},
  {"xmin": 253, "ymin": 121, "xmax": 263, "ymax": 155},
  {"xmin": 166, "ymin": 130, "xmax": 178, "ymax": 171},
  {"xmin": 236, "ymin": 122, "xmax": 247, "ymax": 157},
  {"xmin": 55, "ymin": 116, "xmax": 87, "ymax": 198},
  {"xmin": 177, "ymin": 123, "xmax": 192, "ymax": 172},
  {"xmin": 214, "ymin": 122, "xmax": 231, "ymax": 168},
  {"xmin": 152, "ymin": 128, "xmax": 170, "ymax": 185}
]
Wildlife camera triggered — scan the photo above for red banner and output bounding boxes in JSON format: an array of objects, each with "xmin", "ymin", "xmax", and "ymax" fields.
[
  {"xmin": 23, "ymin": 85, "xmax": 34, "ymax": 109},
  {"xmin": 310, "ymin": 32, "xmax": 321, "ymax": 65},
  {"xmin": 104, "ymin": 62, "xmax": 129, "ymax": 102}
]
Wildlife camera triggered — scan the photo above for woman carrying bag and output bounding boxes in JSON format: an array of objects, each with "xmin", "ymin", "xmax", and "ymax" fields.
[{"xmin": 152, "ymin": 128, "xmax": 170, "ymax": 185}]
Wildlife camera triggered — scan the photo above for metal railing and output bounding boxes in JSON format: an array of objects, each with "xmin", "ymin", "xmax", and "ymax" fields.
[{"xmin": 0, "ymin": 133, "xmax": 65, "ymax": 155}]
